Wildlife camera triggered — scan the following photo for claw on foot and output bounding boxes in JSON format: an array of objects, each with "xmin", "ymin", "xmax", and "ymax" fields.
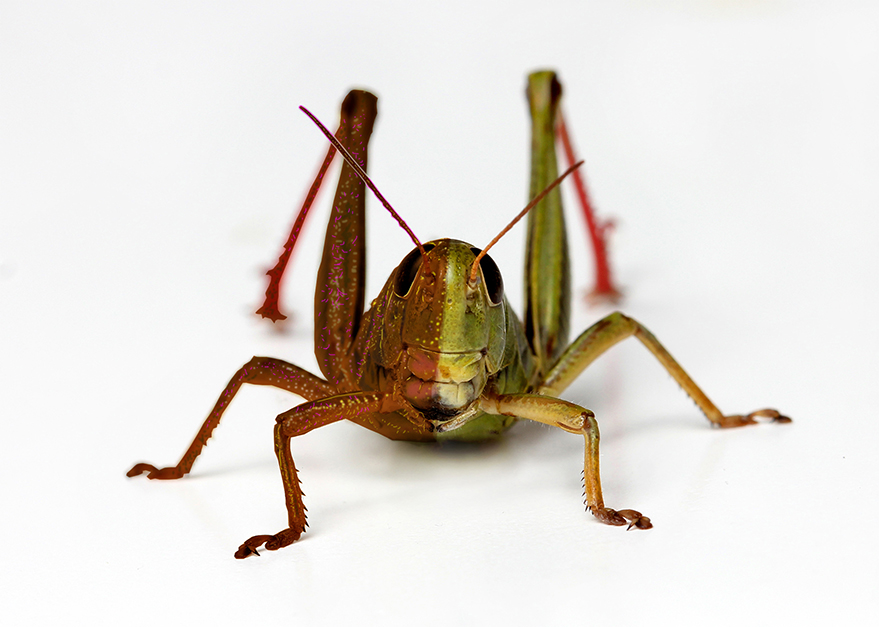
[
  {"xmin": 592, "ymin": 506, "xmax": 652, "ymax": 530},
  {"xmin": 126, "ymin": 463, "xmax": 184, "ymax": 480},
  {"xmin": 234, "ymin": 527, "xmax": 303, "ymax": 559},
  {"xmin": 617, "ymin": 509, "xmax": 652, "ymax": 530},
  {"xmin": 717, "ymin": 408, "xmax": 792, "ymax": 429}
]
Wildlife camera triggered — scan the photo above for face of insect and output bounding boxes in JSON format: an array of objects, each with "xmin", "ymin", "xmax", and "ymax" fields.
[{"xmin": 369, "ymin": 239, "xmax": 508, "ymax": 421}]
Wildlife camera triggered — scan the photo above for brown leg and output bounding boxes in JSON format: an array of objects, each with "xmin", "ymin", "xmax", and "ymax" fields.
[
  {"xmin": 234, "ymin": 392, "xmax": 385, "ymax": 558},
  {"xmin": 479, "ymin": 392, "xmax": 652, "ymax": 531},
  {"xmin": 127, "ymin": 357, "xmax": 337, "ymax": 480}
]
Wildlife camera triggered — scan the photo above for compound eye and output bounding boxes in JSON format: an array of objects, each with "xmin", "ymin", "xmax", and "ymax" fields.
[
  {"xmin": 470, "ymin": 247, "xmax": 504, "ymax": 305},
  {"xmin": 394, "ymin": 244, "xmax": 434, "ymax": 297}
]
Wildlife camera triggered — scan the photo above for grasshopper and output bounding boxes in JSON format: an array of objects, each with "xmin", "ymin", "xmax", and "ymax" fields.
[{"xmin": 128, "ymin": 71, "xmax": 790, "ymax": 558}]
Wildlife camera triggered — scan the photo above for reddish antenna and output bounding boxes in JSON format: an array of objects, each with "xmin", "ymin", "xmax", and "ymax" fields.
[
  {"xmin": 470, "ymin": 161, "xmax": 584, "ymax": 284},
  {"xmin": 299, "ymin": 106, "xmax": 425, "ymax": 255}
]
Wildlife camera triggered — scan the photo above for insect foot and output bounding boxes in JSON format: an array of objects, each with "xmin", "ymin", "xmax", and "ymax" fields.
[
  {"xmin": 716, "ymin": 408, "xmax": 792, "ymax": 429},
  {"xmin": 592, "ymin": 507, "xmax": 653, "ymax": 530},
  {"xmin": 234, "ymin": 527, "xmax": 303, "ymax": 559},
  {"xmin": 126, "ymin": 463, "xmax": 184, "ymax": 480}
]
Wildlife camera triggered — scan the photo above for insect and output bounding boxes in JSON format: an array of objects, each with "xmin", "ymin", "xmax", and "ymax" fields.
[{"xmin": 128, "ymin": 71, "xmax": 790, "ymax": 558}]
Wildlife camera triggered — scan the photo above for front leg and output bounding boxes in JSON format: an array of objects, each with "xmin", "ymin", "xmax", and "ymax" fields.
[
  {"xmin": 235, "ymin": 392, "xmax": 385, "ymax": 558},
  {"xmin": 479, "ymin": 392, "xmax": 651, "ymax": 530}
]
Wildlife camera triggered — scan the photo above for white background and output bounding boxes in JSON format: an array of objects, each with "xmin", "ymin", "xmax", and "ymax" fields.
[{"xmin": 2, "ymin": 1, "xmax": 877, "ymax": 624}]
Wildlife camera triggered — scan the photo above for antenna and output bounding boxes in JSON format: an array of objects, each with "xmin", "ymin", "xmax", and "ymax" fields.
[
  {"xmin": 469, "ymin": 161, "xmax": 583, "ymax": 284},
  {"xmin": 299, "ymin": 106, "xmax": 425, "ymax": 255}
]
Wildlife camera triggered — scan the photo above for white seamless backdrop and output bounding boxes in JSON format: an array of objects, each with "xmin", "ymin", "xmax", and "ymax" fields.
[{"xmin": 1, "ymin": 1, "xmax": 877, "ymax": 625}]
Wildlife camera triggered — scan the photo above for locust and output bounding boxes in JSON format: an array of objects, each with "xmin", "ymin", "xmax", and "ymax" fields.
[{"xmin": 128, "ymin": 71, "xmax": 790, "ymax": 558}]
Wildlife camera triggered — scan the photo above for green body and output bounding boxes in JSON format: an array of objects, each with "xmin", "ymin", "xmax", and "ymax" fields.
[{"xmin": 355, "ymin": 239, "xmax": 536, "ymax": 442}]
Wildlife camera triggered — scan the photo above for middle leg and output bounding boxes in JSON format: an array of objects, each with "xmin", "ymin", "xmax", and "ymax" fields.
[
  {"xmin": 127, "ymin": 356, "xmax": 337, "ymax": 480},
  {"xmin": 538, "ymin": 312, "xmax": 790, "ymax": 428}
]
